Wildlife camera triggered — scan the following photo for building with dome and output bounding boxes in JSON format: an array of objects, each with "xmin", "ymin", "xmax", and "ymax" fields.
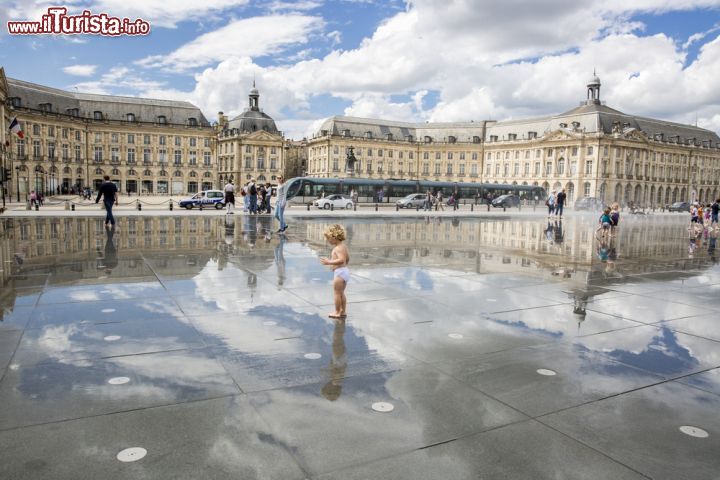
[
  {"xmin": 0, "ymin": 68, "xmax": 288, "ymax": 201},
  {"xmin": 216, "ymin": 83, "xmax": 285, "ymax": 188},
  {"xmin": 307, "ymin": 75, "xmax": 720, "ymax": 206}
]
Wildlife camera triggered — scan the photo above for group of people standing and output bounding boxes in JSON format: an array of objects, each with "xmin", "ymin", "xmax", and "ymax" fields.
[
  {"xmin": 545, "ymin": 188, "xmax": 567, "ymax": 218},
  {"xmin": 223, "ymin": 176, "xmax": 288, "ymax": 233},
  {"xmin": 690, "ymin": 199, "xmax": 720, "ymax": 232}
]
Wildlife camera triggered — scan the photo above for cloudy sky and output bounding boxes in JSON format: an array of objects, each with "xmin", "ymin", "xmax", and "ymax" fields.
[{"xmin": 2, "ymin": 0, "xmax": 720, "ymax": 139}]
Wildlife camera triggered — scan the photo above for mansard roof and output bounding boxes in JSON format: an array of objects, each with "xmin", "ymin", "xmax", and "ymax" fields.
[
  {"xmin": 316, "ymin": 116, "xmax": 489, "ymax": 143},
  {"xmin": 7, "ymin": 77, "xmax": 210, "ymax": 126}
]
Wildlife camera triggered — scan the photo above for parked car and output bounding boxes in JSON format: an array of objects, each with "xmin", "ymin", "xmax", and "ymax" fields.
[
  {"xmin": 491, "ymin": 194, "xmax": 520, "ymax": 208},
  {"xmin": 179, "ymin": 190, "xmax": 225, "ymax": 209},
  {"xmin": 574, "ymin": 197, "xmax": 603, "ymax": 211},
  {"xmin": 314, "ymin": 194, "xmax": 354, "ymax": 210},
  {"xmin": 396, "ymin": 193, "xmax": 427, "ymax": 209},
  {"xmin": 667, "ymin": 201, "xmax": 691, "ymax": 212}
]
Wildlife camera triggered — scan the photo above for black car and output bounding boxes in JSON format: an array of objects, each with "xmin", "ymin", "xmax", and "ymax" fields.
[
  {"xmin": 491, "ymin": 194, "xmax": 520, "ymax": 208},
  {"xmin": 667, "ymin": 201, "xmax": 691, "ymax": 212}
]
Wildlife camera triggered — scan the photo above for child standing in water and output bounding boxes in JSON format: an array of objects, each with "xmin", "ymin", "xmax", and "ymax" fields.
[{"xmin": 320, "ymin": 224, "xmax": 350, "ymax": 319}]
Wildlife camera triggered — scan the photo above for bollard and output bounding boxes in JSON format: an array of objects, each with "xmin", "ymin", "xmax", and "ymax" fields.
[
  {"xmin": 435, "ymin": 203, "xmax": 438, "ymax": 211},
  {"xmin": 71, "ymin": 203, "xmax": 75, "ymax": 211},
  {"xmin": 169, "ymin": 201, "xmax": 173, "ymax": 211},
  {"xmin": 65, "ymin": 201, "xmax": 70, "ymax": 211},
  {"xmin": 375, "ymin": 203, "xmax": 378, "ymax": 211},
  {"xmin": 35, "ymin": 203, "xmax": 39, "ymax": 211},
  {"xmin": 503, "ymin": 206, "xmax": 506, "ymax": 212},
  {"xmin": 307, "ymin": 203, "xmax": 310, "ymax": 211},
  {"xmin": 137, "ymin": 201, "xmax": 142, "ymax": 211},
  {"xmin": 416, "ymin": 204, "xmax": 420, "ymax": 212},
  {"xmin": 396, "ymin": 204, "xmax": 399, "ymax": 211},
  {"xmin": 471, "ymin": 204, "xmax": 474, "ymax": 212},
  {"xmin": 331, "ymin": 203, "xmax": 334, "ymax": 211},
  {"xmin": 518, "ymin": 203, "xmax": 521, "ymax": 212},
  {"xmin": 487, "ymin": 203, "xmax": 490, "ymax": 212},
  {"xmin": 354, "ymin": 203, "xmax": 357, "ymax": 211}
]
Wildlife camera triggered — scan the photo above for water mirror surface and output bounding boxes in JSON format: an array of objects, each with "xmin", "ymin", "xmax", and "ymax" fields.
[{"xmin": 0, "ymin": 213, "xmax": 718, "ymax": 479}]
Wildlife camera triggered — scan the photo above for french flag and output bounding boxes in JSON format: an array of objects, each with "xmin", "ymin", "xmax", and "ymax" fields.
[{"xmin": 9, "ymin": 117, "xmax": 24, "ymax": 139}]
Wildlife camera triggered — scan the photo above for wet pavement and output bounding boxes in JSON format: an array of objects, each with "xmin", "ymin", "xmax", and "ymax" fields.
[{"xmin": 0, "ymin": 212, "xmax": 718, "ymax": 479}]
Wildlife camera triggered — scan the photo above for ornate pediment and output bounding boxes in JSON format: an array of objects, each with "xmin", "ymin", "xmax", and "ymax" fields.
[
  {"xmin": 541, "ymin": 129, "xmax": 583, "ymax": 142},
  {"xmin": 614, "ymin": 128, "xmax": 649, "ymax": 144},
  {"xmin": 246, "ymin": 130, "xmax": 282, "ymax": 141}
]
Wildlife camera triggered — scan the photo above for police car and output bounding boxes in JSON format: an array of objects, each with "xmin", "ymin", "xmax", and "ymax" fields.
[{"xmin": 179, "ymin": 190, "xmax": 226, "ymax": 209}]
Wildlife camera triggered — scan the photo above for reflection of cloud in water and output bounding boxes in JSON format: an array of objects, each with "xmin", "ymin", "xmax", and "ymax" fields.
[
  {"xmin": 580, "ymin": 327, "xmax": 713, "ymax": 375},
  {"xmin": 68, "ymin": 291, "xmax": 101, "ymax": 302}
]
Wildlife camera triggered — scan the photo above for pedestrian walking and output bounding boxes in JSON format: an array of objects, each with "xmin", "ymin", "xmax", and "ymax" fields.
[
  {"xmin": 275, "ymin": 176, "xmax": 288, "ymax": 233},
  {"xmin": 29, "ymin": 190, "xmax": 38, "ymax": 208},
  {"xmin": 265, "ymin": 182, "xmax": 273, "ymax": 213},
  {"xmin": 711, "ymin": 198, "xmax": 719, "ymax": 226},
  {"xmin": 555, "ymin": 188, "xmax": 567, "ymax": 218},
  {"xmin": 223, "ymin": 180, "xmax": 235, "ymax": 214},
  {"xmin": 545, "ymin": 191, "xmax": 556, "ymax": 216},
  {"xmin": 95, "ymin": 175, "xmax": 118, "ymax": 228},
  {"xmin": 436, "ymin": 190, "xmax": 445, "ymax": 211},
  {"xmin": 248, "ymin": 178, "xmax": 258, "ymax": 214}
]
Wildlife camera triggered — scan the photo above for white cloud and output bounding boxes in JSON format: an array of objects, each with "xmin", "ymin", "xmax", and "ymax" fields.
[
  {"xmin": 70, "ymin": 66, "xmax": 166, "ymax": 95},
  {"xmin": 114, "ymin": 0, "xmax": 720, "ymax": 139},
  {"xmin": 63, "ymin": 64, "xmax": 97, "ymax": 76},
  {"xmin": 137, "ymin": 15, "xmax": 324, "ymax": 71},
  {"xmin": 266, "ymin": 0, "xmax": 323, "ymax": 12}
]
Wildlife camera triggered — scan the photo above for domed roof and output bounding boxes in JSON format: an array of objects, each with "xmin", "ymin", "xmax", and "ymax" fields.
[
  {"xmin": 250, "ymin": 87, "xmax": 259, "ymax": 96},
  {"xmin": 227, "ymin": 109, "xmax": 279, "ymax": 134},
  {"xmin": 588, "ymin": 74, "xmax": 601, "ymax": 85}
]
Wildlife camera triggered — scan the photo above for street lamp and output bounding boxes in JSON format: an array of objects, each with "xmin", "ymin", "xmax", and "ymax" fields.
[{"xmin": 15, "ymin": 166, "xmax": 20, "ymax": 202}]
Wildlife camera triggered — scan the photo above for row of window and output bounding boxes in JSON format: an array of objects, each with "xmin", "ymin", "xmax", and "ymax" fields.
[
  {"xmin": 92, "ymin": 147, "xmax": 213, "ymax": 165},
  {"xmin": 221, "ymin": 144, "xmax": 279, "ymax": 154},
  {"xmin": 220, "ymin": 158, "xmax": 279, "ymax": 171},
  {"xmin": 22, "ymin": 123, "xmax": 212, "ymax": 147}
]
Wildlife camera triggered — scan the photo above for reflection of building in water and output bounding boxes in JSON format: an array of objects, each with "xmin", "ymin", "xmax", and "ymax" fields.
[
  {"xmin": 0, "ymin": 215, "xmax": 281, "ymax": 291},
  {"xmin": 303, "ymin": 216, "xmax": 715, "ymax": 281}
]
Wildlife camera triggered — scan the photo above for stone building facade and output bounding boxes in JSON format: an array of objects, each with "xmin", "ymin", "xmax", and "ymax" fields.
[
  {"xmin": 307, "ymin": 76, "xmax": 720, "ymax": 206},
  {"xmin": 1, "ymin": 70, "xmax": 288, "ymax": 200},
  {"xmin": 216, "ymin": 84, "xmax": 285, "ymax": 187}
]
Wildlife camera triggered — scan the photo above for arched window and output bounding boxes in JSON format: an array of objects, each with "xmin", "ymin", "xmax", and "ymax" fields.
[
  {"xmin": 144, "ymin": 169, "xmax": 152, "ymax": 176},
  {"xmin": 174, "ymin": 170, "xmax": 183, "ymax": 177},
  {"xmin": 258, "ymin": 175, "xmax": 266, "ymax": 181},
  {"xmin": 189, "ymin": 171, "xmax": 197, "ymax": 177},
  {"xmin": 157, "ymin": 115, "xmax": 167, "ymax": 124},
  {"xmin": 63, "ymin": 167, "xmax": 71, "ymax": 173},
  {"xmin": 128, "ymin": 169, "xmax": 136, "ymax": 176},
  {"xmin": 159, "ymin": 170, "xmax": 167, "ymax": 177},
  {"xmin": 188, "ymin": 117, "xmax": 197, "ymax": 126},
  {"xmin": 112, "ymin": 168, "xmax": 120, "ymax": 175},
  {"xmin": 76, "ymin": 167, "xmax": 83, "ymax": 174},
  {"xmin": 95, "ymin": 167, "xmax": 103, "ymax": 174},
  {"xmin": 93, "ymin": 111, "xmax": 103, "ymax": 120},
  {"xmin": 203, "ymin": 171, "xmax": 212, "ymax": 178},
  {"xmin": 126, "ymin": 113, "xmax": 135, "ymax": 122}
]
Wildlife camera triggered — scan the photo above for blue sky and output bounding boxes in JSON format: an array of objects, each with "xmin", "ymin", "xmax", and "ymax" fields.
[{"xmin": 2, "ymin": 0, "xmax": 720, "ymax": 138}]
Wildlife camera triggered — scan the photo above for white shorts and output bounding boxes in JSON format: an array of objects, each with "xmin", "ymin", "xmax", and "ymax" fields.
[{"xmin": 333, "ymin": 267, "xmax": 350, "ymax": 283}]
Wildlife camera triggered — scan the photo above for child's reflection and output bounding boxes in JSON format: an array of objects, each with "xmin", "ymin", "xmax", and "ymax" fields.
[{"xmin": 320, "ymin": 319, "xmax": 347, "ymax": 401}]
